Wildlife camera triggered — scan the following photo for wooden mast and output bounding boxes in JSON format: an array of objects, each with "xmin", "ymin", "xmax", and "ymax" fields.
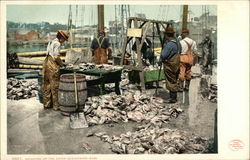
[
  {"xmin": 97, "ymin": 5, "xmax": 104, "ymax": 30},
  {"xmin": 182, "ymin": 5, "xmax": 188, "ymax": 30}
]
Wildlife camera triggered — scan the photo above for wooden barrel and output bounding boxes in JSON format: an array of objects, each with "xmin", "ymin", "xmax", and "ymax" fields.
[{"xmin": 58, "ymin": 73, "xmax": 87, "ymax": 116}]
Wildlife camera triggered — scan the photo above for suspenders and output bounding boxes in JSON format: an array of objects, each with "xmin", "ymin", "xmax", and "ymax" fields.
[
  {"xmin": 96, "ymin": 37, "xmax": 105, "ymax": 48},
  {"xmin": 183, "ymin": 39, "xmax": 193, "ymax": 53},
  {"xmin": 47, "ymin": 41, "xmax": 52, "ymax": 56}
]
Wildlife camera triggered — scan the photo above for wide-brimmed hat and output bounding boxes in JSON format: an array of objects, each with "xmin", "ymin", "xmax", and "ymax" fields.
[
  {"xmin": 58, "ymin": 30, "xmax": 69, "ymax": 41},
  {"xmin": 182, "ymin": 29, "xmax": 189, "ymax": 33},
  {"xmin": 165, "ymin": 27, "xmax": 175, "ymax": 33}
]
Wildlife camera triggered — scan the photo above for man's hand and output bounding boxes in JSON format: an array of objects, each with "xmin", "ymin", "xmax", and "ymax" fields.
[
  {"xmin": 65, "ymin": 64, "xmax": 74, "ymax": 69},
  {"xmin": 54, "ymin": 56, "xmax": 64, "ymax": 67},
  {"xmin": 62, "ymin": 63, "xmax": 67, "ymax": 68}
]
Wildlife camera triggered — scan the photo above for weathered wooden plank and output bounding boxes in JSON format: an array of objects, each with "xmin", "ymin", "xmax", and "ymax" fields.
[
  {"xmin": 18, "ymin": 64, "xmax": 43, "ymax": 69},
  {"xmin": 16, "ymin": 47, "xmax": 88, "ymax": 57},
  {"xmin": 134, "ymin": 19, "xmax": 143, "ymax": 67},
  {"xmin": 129, "ymin": 17, "xmax": 171, "ymax": 25},
  {"xmin": 18, "ymin": 57, "xmax": 43, "ymax": 65},
  {"xmin": 160, "ymin": 22, "xmax": 167, "ymax": 30},
  {"xmin": 31, "ymin": 56, "xmax": 65, "ymax": 61},
  {"xmin": 7, "ymin": 69, "xmax": 40, "ymax": 74}
]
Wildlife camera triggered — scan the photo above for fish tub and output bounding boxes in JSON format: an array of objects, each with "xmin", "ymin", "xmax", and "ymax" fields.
[{"xmin": 128, "ymin": 69, "xmax": 165, "ymax": 83}]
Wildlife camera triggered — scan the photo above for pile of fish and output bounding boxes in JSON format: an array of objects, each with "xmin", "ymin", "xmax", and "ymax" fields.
[
  {"xmin": 78, "ymin": 63, "xmax": 96, "ymax": 70},
  {"xmin": 66, "ymin": 63, "xmax": 95, "ymax": 70},
  {"xmin": 85, "ymin": 75, "xmax": 100, "ymax": 81},
  {"xmin": 200, "ymin": 75, "xmax": 217, "ymax": 103},
  {"xmin": 100, "ymin": 69, "xmax": 130, "ymax": 92},
  {"xmin": 120, "ymin": 70, "xmax": 130, "ymax": 89},
  {"xmin": 97, "ymin": 64, "xmax": 123, "ymax": 71},
  {"xmin": 144, "ymin": 64, "xmax": 160, "ymax": 71},
  {"xmin": 83, "ymin": 91, "xmax": 183, "ymax": 126},
  {"xmin": 67, "ymin": 63, "xmax": 123, "ymax": 71},
  {"xmin": 208, "ymin": 84, "xmax": 217, "ymax": 103},
  {"xmin": 7, "ymin": 78, "xmax": 38, "ymax": 100},
  {"xmin": 91, "ymin": 124, "xmax": 212, "ymax": 154}
]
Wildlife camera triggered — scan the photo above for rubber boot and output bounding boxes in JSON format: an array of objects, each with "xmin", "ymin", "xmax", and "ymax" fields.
[
  {"xmin": 184, "ymin": 80, "xmax": 190, "ymax": 91},
  {"xmin": 167, "ymin": 91, "xmax": 177, "ymax": 104},
  {"xmin": 178, "ymin": 80, "xmax": 184, "ymax": 92},
  {"xmin": 172, "ymin": 91, "xmax": 177, "ymax": 102}
]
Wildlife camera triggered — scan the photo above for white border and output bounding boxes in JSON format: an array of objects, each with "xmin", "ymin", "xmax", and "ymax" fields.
[{"xmin": 1, "ymin": 1, "xmax": 249, "ymax": 160}]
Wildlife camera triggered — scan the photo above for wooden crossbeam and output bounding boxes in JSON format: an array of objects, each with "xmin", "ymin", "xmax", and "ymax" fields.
[
  {"xmin": 156, "ymin": 23, "xmax": 164, "ymax": 49},
  {"xmin": 129, "ymin": 17, "xmax": 171, "ymax": 25}
]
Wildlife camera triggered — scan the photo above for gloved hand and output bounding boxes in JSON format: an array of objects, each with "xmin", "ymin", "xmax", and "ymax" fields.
[
  {"xmin": 54, "ymin": 56, "xmax": 64, "ymax": 67},
  {"xmin": 66, "ymin": 64, "xmax": 74, "ymax": 69}
]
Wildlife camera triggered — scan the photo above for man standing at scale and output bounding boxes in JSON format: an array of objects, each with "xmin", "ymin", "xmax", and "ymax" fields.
[
  {"xmin": 179, "ymin": 29, "xmax": 198, "ymax": 91},
  {"xmin": 159, "ymin": 27, "xmax": 182, "ymax": 103},
  {"xmin": 42, "ymin": 30, "xmax": 69, "ymax": 111},
  {"xmin": 91, "ymin": 29, "xmax": 112, "ymax": 64}
]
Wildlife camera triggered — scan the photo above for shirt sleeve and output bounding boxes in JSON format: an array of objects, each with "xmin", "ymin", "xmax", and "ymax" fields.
[
  {"xmin": 53, "ymin": 42, "xmax": 60, "ymax": 56},
  {"xmin": 103, "ymin": 38, "xmax": 110, "ymax": 49},
  {"xmin": 180, "ymin": 40, "xmax": 186, "ymax": 53},
  {"xmin": 192, "ymin": 41, "xmax": 198, "ymax": 52},
  {"xmin": 178, "ymin": 41, "xmax": 182, "ymax": 54},
  {"xmin": 160, "ymin": 43, "xmax": 172, "ymax": 61}
]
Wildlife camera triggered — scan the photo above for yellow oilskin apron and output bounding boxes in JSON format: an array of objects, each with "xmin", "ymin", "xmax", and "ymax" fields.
[
  {"xmin": 93, "ymin": 37, "xmax": 108, "ymax": 64},
  {"xmin": 42, "ymin": 55, "xmax": 60, "ymax": 110},
  {"xmin": 163, "ymin": 53, "xmax": 180, "ymax": 92}
]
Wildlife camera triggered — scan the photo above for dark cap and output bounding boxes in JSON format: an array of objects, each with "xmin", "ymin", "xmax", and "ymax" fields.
[{"xmin": 182, "ymin": 29, "xmax": 189, "ymax": 33}]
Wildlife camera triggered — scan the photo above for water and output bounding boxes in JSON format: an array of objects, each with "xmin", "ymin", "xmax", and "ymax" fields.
[
  {"xmin": 8, "ymin": 44, "xmax": 47, "ymax": 53},
  {"xmin": 8, "ymin": 43, "xmax": 87, "ymax": 53}
]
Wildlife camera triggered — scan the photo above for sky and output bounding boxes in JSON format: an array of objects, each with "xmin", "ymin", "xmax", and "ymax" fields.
[{"xmin": 7, "ymin": 5, "xmax": 217, "ymax": 27}]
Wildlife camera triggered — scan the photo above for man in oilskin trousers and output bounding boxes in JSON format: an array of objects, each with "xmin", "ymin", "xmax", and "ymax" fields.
[
  {"xmin": 42, "ymin": 30, "xmax": 68, "ymax": 111},
  {"xmin": 159, "ymin": 27, "xmax": 181, "ymax": 103},
  {"xmin": 91, "ymin": 29, "xmax": 112, "ymax": 64},
  {"xmin": 178, "ymin": 29, "xmax": 198, "ymax": 91}
]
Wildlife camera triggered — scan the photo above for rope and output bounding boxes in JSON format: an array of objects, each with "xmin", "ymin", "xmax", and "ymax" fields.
[
  {"xmin": 75, "ymin": 5, "xmax": 78, "ymax": 28},
  {"xmin": 152, "ymin": 23, "xmax": 155, "ymax": 66}
]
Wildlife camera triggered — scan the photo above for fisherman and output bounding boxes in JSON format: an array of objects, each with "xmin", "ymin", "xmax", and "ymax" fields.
[
  {"xmin": 42, "ymin": 30, "xmax": 69, "ymax": 111},
  {"xmin": 91, "ymin": 29, "xmax": 112, "ymax": 64},
  {"xmin": 132, "ymin": 37, "xmax": 154, "ymax": 65},
  {"xmin": 159, "ymin": 27, "xmax": 181, "ymax": 103},
  {"xmin": 199, "ymin": 34, "xmax": 213, "ymax": 74},
  {"xmin": 178, "ymin": 29, "xmax": 198, "ymax": 91}
]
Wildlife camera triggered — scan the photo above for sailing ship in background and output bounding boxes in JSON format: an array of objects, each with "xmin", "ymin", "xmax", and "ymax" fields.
[{"xmin": 7, "ymin": 5, "xmax": 217, "ymax": 69}]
